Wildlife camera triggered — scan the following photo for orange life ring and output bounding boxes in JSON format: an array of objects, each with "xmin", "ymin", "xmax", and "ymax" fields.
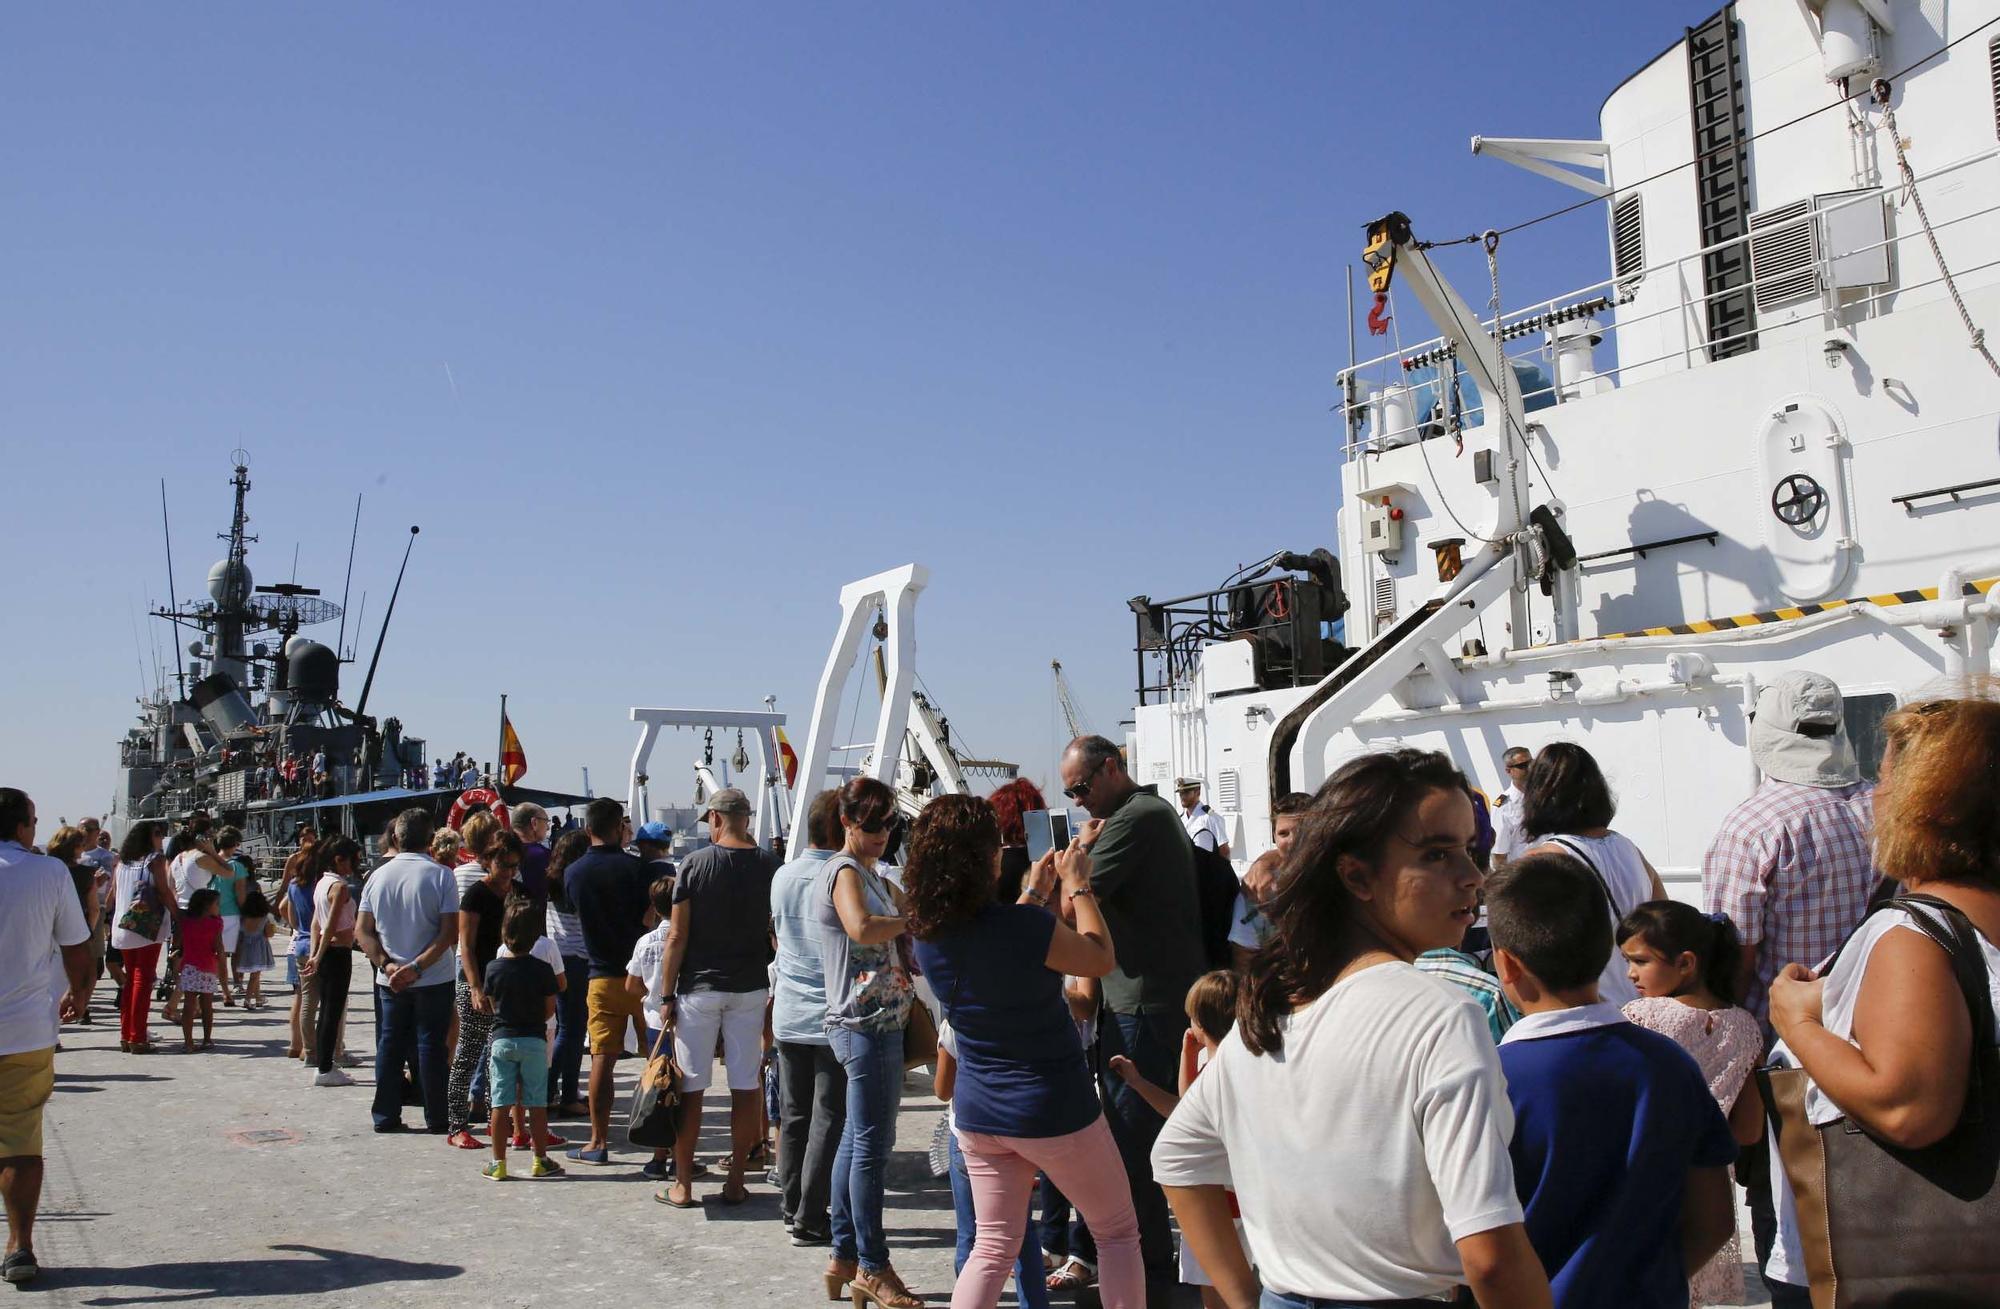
[{"xmin": 447, "ymin": 788, "xmax": 511, "ymax": 833}]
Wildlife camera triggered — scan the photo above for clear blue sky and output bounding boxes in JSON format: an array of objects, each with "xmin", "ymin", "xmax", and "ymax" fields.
[{"xmin": 4, "ymin": 3, "xmax": 1720, "ymax": 823}]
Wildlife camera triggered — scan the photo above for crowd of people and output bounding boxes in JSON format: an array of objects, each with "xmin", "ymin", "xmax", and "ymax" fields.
[{"xmin": 3, "ymin": 666, "xmax": 1997, "ymax": 1307}]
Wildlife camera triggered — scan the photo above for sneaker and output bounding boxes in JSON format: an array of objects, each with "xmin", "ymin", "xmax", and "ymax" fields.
[
  {"xmin": 510, "ymin": 1132, "xmax": 533, "ymax": 1149},
  {"xmin": 529, "ymin": 1156, "xmax": 564, "ymax": 1178},
  {"xmin": 482, "ymin": 1160, "xmax": 508, "ymax": 1182},
  {"xmin": 639, "ymin": 1157, "xmax": 670, "ymax": 1181},
  {"xmin": 313, "ymin": 1069, "xmax": 356, "ymax": 1087},
  {"xmin": 790, "ymin": 1227, "xmax": 833, "ymax": 1248},
  {"xmin": 337, "ymin": 1051, "xmax": 365, "ymax": 1068},
  {"xmin": 446, "ymin": 1130, "xmax": 485, "ymax": 1150},
  {"xmin": 1, "ymin": 1250, "xmax": 38, "ymax": 1284}
]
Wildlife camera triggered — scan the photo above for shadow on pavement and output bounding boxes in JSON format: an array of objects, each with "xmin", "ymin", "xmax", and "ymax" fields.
[{"xmin": 25, "ymin": 1243, "xmax": 461, "ymax": 1304}]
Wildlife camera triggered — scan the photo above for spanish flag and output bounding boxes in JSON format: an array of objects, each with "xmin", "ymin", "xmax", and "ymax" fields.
[
  {"xmin": 500, "ymin": 713, "xmax": 528, "ymax": 787},
  {"xmin": 775, "ymin": 726, "xmax": 799, "ymax": 789}
]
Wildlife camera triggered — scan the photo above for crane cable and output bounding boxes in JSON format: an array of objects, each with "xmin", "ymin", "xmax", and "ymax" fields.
[{"xmin": 1872, "ymin": 77, "xmax": 2000, "ymax": 382}]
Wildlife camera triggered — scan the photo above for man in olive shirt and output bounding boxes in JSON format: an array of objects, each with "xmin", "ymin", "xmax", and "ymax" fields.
[{"xmin": 1060, "ymin": 734, "xmax": 1204, "ymax": 1289}]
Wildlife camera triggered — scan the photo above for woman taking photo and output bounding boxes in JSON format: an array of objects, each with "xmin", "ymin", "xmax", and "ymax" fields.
[
  {"xmin": 1765, "ymin": 693, "xmax": 2000, "ymax": 1289},
  {"xmin": 302, "ymin": 836, "xmax": 361, "ymax": 1088},
  {"xmin": 109, "ymin": 822, "xmax": 173, "ymax": 1053},
  {"xmin": 1519, "ymin": 741, "xmax": 1667, "ymax": 1007},
  {"xmin": 814, "ymin": 776, "xmax": 921, "ymax": 1309},
  {"xmin": 903, "ymin": 794, "xmax": 1141, "ymax": 1309},
  {"xmin": 1153, "ymin": 750, "xmax": 1551, "ymax": 1309}
]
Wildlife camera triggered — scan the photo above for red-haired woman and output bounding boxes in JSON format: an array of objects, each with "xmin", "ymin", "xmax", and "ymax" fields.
[
  {"xmin": 1766, "ymin": 692, "xmax": 2000, "ymax": 1290},
  {"xmin": 987, "ymin": 779, "xmax": 1048, "ymax": 903}
]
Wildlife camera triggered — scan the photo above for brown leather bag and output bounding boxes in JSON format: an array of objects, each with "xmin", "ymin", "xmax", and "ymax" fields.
[{"xmin": 1758, "ymin": 894, "xmax": 2000, "ymax": 1308}]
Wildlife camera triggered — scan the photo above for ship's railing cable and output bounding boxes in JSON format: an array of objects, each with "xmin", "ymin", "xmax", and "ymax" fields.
[
  {"xmin": 1411, "ymin": 15, "xmax": 2000, "ymax": 252},
  {"xmin": 1872, "ymin": 76, "xmax": 2000, "ymax": 382}
]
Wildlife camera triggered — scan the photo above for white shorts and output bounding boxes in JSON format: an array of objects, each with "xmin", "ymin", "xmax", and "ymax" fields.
[
  {"xmin": 1179, "ymin": 1218, "xmax": 1247, "ymax": 1287},
  {"xmin": 220, "ymin": 915, "xmax": 241, "ymax": 955},
  {"xmin": 672, "ymin": 987, "xmax": 768, "ymax": 1093}
]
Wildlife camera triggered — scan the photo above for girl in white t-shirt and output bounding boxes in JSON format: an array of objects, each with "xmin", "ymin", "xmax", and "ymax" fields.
[{"xmin": 1152, "ymin": 749, "xmax": 1550, "ymax": 1309}]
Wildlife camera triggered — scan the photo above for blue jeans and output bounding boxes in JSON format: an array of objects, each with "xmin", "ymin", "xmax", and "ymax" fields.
[
  {"xmin": 948, "ymin": 1126, "xmax": 1051, "ymax": 1309},
  {"xmin": 373, "ymin": 981, "xmax": 453, "ymax": 1131},
  {"xmin": 828, "ymin": 1023, "xmax": 903, "ymax": 1272},
  {"xmin": 1100, "ymin": 1007, "xmax": 1188, "ymax": 1274},
  {"xmin": 549, "ymin": 955, "xmax": 589, "ymax": 1105}
]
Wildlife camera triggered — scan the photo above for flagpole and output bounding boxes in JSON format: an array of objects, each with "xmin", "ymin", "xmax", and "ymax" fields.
[{"xmin": 497, "ymin": 693, "xmax": 507, "ymax": 799}]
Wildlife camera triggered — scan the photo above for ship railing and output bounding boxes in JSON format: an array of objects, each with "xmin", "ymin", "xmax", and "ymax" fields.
[{"xmin": 1336, "ymin": 145, "xmax": 2000, "ymax": 455}]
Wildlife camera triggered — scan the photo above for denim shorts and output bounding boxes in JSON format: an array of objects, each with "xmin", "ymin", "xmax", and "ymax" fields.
[{"xmin": 488, "ymin": 1036, "xmax": 549, "ymax": 1110}]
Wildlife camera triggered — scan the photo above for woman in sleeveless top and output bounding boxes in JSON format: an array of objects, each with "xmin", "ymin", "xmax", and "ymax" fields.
[
  {"xmin": 1519, "ymin": 741, "xmax": 1667, "ymax": 1006},
  {"xmin": 1765, "ymin": 694, "xmax": 2000, "ymax": 1289},
  {"xmin": 813, "ymin": 777, "xmax": 921, "ymax": 1309}
]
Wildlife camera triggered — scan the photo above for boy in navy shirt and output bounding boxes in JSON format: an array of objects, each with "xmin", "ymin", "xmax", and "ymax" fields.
[{"xmin": 1487, "ymin": 852, "xmax": 1736, "ymax": 1308}]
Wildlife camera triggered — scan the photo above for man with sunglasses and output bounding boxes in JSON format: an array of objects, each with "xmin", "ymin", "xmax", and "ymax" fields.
[
  {"xmin": 1490, "ymin": 746, "xmax": 1533, "ymax": 873},
  {"xmin": 1057, "ymin": 736, "xmax": 1204, "ymax": 1294}
]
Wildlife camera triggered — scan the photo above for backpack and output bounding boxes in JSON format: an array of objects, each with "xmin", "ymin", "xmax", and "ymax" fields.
[{"xmin": 1189, "ymin": 838, "xmax": 1239, "ymax": 969}]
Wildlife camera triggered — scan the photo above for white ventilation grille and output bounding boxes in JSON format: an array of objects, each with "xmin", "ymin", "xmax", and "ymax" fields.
[
  {"xmin": 1749, "ymin": 199, "xmax": 1819, "ymax": 313},
  {"xmin": 1215, "ymin": 769, "xmax": 1241, "ymax": 811},
  {"xmin": 1989, "ymin": 35, "xmax": 2000, "ymax": 140},
  {"xmin": 1372, "ymin": 574, "xmax": 1396, "ymax": 629},
  {"xmin": 1611, "ymin": 194, "xmax": 1645, "ymax": 291}
]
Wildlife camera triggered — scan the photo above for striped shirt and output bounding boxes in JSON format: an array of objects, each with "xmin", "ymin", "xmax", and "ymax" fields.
[
  {"xmin": 1701, "ymin": 779, "xmax": 1875, "ymax": 1031},
  {"xmin": 1416, "ymin": 948, "xmax": 1519, "ymax": 1043}
]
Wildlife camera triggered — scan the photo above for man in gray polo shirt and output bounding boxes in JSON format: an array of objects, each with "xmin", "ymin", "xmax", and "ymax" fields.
[{"xmin": 357, "ymin": 808, "xmax": 459, "ymax": 1134}]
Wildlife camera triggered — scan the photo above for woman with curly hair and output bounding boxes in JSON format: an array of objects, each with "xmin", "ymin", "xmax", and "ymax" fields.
[{"xmin": 905, "ymin": 793, "xmax": 1141, "ymax": 1309}]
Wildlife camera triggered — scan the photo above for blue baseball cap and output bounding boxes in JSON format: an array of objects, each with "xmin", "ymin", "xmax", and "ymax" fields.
[{"xmin": 634, "ymin": 820, "xmax": 673, "ymax": 845}]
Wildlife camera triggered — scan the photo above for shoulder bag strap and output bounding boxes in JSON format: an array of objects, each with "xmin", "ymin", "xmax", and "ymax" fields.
[
  {"xmin": 1545, "ymin": 836, "xmax": 1619, "ymax": 922},
  {"xmin": 1889, "ymin": 895, "xmax": 1998, "ymax": 1122}
]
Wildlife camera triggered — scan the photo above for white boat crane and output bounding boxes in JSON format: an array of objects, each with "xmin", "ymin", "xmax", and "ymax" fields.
[{"xmin": 626, "ymin": 704, "xmax": 792, "ymax": 849}]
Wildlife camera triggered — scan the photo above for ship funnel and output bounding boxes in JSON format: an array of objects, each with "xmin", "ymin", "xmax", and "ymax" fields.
[{"xmin": 190, "ymin": 672, "xmax": 257, "ymax": 738}]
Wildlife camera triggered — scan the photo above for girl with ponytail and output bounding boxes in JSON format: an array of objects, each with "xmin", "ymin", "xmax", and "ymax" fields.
[{"xmin": 1616, "ymin": 901, "xmax": 1764, "ymax": 1307}]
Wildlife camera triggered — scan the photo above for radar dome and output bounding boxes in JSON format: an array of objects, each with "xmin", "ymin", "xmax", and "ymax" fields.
[
  {"xmin": 287, "ymin": 640, "xmax": 339, "ymax": 703},
  {"xmin": 207, "ymin": 559, "xmax": 253, "ymax": 606}
]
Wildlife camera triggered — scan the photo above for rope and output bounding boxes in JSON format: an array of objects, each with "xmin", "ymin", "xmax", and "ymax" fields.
[{"xmin": 1872, "ymin": 77, "xmax": 2000, "ymax": 382}]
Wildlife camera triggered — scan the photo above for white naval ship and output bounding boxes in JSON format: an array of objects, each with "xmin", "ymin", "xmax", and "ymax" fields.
[{"xmin": 1119, "ymin": 0, "xmax": 2000, "ymax": 897}]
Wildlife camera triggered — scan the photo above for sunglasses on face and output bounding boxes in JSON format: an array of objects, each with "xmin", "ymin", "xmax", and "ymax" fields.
[
  {"xmin": 1063, "ymin": 760, "xmax": 1105, "ymax": 801},
  {"xmin": 857, "ymin": 817, "xmax": 893, "ymax": 835},
  {"xmin": 1505, "ymin": 762, "xmax": 1529, "ymax": 772}
]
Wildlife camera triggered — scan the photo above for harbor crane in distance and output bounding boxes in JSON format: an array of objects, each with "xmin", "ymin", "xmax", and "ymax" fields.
[{"xmin": 1052, "ymin": 660, "xmax": 1093, "ymax": 740}]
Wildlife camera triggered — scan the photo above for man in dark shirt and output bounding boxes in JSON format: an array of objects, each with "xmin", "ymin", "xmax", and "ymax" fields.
[
  {"xmin": 1061, "ymin": 734, "xmax": 1205, "ymax": 1288},
  {"xmin": 657, "ymin": 789, "xmax": 778, "ymax": 1206},
  {"xmin": 562, "ymin": 798, "xmax": 651, "ymax": 1163}
]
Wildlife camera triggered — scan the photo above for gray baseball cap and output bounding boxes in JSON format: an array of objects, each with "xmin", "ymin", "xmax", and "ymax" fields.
[
  {"xmin": 1751, "ymin": 671, "xmax": 1860, "ymax": 788},
  {"xmin": 704, "ymin": 787, "xmax": 752, "ymax": 817}
]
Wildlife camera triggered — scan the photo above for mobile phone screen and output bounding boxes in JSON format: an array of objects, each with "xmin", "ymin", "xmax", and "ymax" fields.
[
  {"xmin": 1025, "ymin": 810, "xmax": 1055, "ymax": 864},
  {"xmin": 1050, "ymin": 812, "xmax": 1070, "ymax": 851}
]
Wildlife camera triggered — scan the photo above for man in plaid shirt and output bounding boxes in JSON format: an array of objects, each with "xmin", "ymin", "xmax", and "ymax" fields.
[{"xmin": 1702, "ymin": 669, "xmax": 1874, "ymax": 1309}]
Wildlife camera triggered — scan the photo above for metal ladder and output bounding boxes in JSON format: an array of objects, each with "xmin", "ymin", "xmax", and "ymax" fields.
[{"xmin": 1688, "ymin": 5, "xmax": 1758, "ymax": 361}]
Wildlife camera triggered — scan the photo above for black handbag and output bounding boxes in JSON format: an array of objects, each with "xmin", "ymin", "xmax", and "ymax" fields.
[
  {"xmin": 625, "ymin": 1021, "xmax": 684, "ymax": 1150},
  {"xmin": 1759, "ymin": 893, "xmax": 2000, "ymax": 1308}
]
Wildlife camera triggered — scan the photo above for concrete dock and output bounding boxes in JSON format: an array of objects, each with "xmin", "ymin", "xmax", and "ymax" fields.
[{"xmin": 27, "ymin": 985, "xmax": 964, "ymax": 1306}]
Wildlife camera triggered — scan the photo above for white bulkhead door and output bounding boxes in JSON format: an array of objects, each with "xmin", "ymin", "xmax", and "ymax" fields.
[{"xmin": 1754, "ymin": 396, "xmax": 1854, "ymax": 601}]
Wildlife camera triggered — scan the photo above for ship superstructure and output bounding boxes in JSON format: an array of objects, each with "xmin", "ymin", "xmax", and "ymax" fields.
[
  {"xmin": 1128, "ymin": 0, "xmax": 2000, "ymax": 896},
  {"xmin": 120, "ymin": 456, "xmax": 429, "ymax": 843}
]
